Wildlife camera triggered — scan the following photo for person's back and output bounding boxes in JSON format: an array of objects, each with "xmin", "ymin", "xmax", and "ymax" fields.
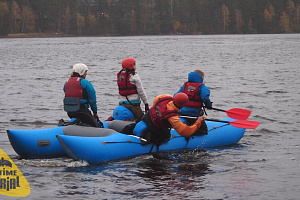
[
  {"xmin": 176, "ymin": 70, "xmax": 212, "ymax": 117},
  {"xmin": 175, "ymin": 70, "xmax": 212, "ymax": 134},
  {"xmin": 136, "ymin": 93, "xmax": 206, "ymax": 146},
  {"xmin": 63, "ymin": 63, "xmax": 100, "ymax": 127},
  {"xmin": 117, "ymin": 58, "xmax": 149, "ymax": 122}
]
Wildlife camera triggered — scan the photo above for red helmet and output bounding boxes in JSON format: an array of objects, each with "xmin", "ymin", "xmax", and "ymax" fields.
[
  {"xmin": 173, "ymin": 93, "xmax": 189, "ymax": 108},
  {"xmin": 122, "ymin": 58, "xmax": 136, "ymax": 69}
]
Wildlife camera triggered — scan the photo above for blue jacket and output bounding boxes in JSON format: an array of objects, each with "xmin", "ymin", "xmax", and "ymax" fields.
[
  {"xmin": 63, "ymin": 78, "xmax": 98, "ymax": 113},
  {"xmin": 175, "ymin": 72, "xmax": 212, "ymax": 117}
]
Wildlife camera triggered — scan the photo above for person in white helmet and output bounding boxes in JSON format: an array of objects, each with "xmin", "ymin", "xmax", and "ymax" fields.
[{"xmin": 63, "ymin": 63, "xmax": 101, "ymax": 127}]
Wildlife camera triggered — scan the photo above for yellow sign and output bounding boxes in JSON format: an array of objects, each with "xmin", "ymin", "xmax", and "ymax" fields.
[{"xmin": 0, "ymin": 148, "xmax": 30, "ymax": 197}]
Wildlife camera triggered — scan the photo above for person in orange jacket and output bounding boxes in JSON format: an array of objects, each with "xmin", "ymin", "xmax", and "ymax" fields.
[{"xmin": 135, "ymin": 93, "xmax": 206, "ymax": 146}]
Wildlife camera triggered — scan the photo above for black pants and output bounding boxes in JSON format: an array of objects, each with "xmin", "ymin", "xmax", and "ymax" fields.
[
  {"xmin": 140, "ymin": 112, "xmax": 171, "ymax": 146},
  {"xmin": 184, "ymin": 118, "xmax": 208, "ymax": 135},
  {"xmin": 67, "ymin": 108, "xmax": 99, "ymax": 127}
]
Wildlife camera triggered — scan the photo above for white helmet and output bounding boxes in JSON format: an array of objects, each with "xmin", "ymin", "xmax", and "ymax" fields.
[{"xmin": 73, "ymin": 63, "xmax": 88, "ymax": 76}]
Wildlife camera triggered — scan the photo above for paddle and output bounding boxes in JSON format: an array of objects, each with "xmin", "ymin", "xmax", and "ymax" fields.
[
  {"xmin": 180, "ymin": 115, "xmax": 260, "ymax": 129},
  {"xmin": 209, "ymin": 107, "xmax": 251, "ymax": 120}
]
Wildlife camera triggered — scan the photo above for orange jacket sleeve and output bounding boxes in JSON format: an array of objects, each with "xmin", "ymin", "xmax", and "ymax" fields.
[{"xmin": 166, "ymin": 101, "xmax": 202, "ymax": 137}]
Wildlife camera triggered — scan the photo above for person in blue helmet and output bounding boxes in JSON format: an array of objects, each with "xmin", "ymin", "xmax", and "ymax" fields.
[
  {"xmin": 175, "ymin": 70, "xmax": 212, "ymax": 135},
  {"xmin": 63, "ymin": 63, "xmax": 101, "ymax": 127}
]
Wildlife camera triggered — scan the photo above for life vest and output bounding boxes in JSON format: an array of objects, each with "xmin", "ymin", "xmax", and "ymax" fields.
[
  {"xmin": 182, "ymin": 82, "xmax": 203, "ymax": 108},
  {"xmin": 149, "ymin": 96, "xmax": 178, "ymax": 129},
  {"xmin": 64, "ymin": 77, "xmax": 84, "ymax": 99},
  {"xmin": 117, "ymin": 71, "xmax": 138, "ymax": 96}
]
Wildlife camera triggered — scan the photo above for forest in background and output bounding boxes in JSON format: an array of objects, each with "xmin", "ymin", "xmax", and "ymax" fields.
[{"xmin": 1, "ymin": 0, "xmax": 300, "ymax": 37}]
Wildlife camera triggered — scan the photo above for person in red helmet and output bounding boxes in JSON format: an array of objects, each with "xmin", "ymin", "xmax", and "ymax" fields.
[
  {"xmin": 116, "ymin": 58, "xmax": 149, "ymax": 122},
  {"xmin": 135, "ymin": 93, "xmax": 206, "ymax": 146}
]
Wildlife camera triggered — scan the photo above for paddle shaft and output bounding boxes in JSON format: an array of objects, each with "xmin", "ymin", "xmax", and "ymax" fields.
[
  {"xmin": 209, "ymin": 107, "xmax": 226, "ymax": 112},
  {"xmin": 180, "ymin": 115, "xmax": 229, "ymax": 123},
  {"xmin": 129, "ymin": 135, "xmax": 147, "ymax": 142}
]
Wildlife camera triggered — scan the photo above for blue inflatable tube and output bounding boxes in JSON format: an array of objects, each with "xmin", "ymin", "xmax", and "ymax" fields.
[
  {"xmin": 56, "ymin": 118, "xmax": 245, "ymax": 164},
  {"xmin": 113, "ymin": 105, "xmax": 135, "ymax": 120},
  {"xmin": 7, "ymin": 127, "xmax": 66, "ymax": 158},
  {"xmin": 6, "ymin": 120, "xmax": 130, "ymax": 158}
]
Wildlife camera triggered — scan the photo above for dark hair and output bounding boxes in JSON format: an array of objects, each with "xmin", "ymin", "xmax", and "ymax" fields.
[
  {"xmin": 71, "ymin": 72, "xmax": 81, "ymax": 77},
  {"xmin": 118, "ymin": 68, "xmax": 135, "ymax": 75}
]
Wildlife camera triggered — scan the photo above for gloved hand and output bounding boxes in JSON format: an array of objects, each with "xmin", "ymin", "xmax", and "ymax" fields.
[
  {"xmin": 206, "ymin": 102, "xmax": 213, "ymax": 110},
  {"xmin": 94, "ymin": 112, "xmax": 104, "ymax": 128},
  {"xmin": 98, "ymin": 120, "xmax": 104, "ymax": 128},
  {"xmin": 145, "ymin": 104, "xmax": 150, "ymax": 112}
]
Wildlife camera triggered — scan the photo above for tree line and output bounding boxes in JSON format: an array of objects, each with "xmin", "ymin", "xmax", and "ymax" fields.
[{"xmin": 0, "ymin": 0, "xmax": 300, "ymax": 37}]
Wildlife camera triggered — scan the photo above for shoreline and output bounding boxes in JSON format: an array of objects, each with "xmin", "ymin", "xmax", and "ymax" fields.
[
  {"xmin": 6, "ymin": 33, "xmax": 68, "ymax": 38},
  {"xmin": 3, "ymin": 32, "xmax": 298, "ymax": 39}
]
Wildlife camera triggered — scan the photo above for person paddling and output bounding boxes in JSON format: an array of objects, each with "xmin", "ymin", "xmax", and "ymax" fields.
[
  {"xmin": 63, "ymin": 63, "xmax": 101, "ymax": 127},
  {"xmin": 135, "ymin": 93, "xmax": 206, "ymax": 146},
  {"xmin": 115, "ymin": 58, "xmax": 149, "ymax": 122},
  {"xmin": 175, "ymin": 70, "xmax": 212, "ymax": 135}
]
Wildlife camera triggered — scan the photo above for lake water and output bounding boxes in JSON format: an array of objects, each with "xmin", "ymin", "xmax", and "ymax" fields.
[{"xmin": 0, "ymin": 34, "xmax": 299, "ymax": 200}]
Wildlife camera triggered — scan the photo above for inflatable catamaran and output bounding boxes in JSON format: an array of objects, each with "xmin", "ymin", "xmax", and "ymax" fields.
[{"xmin": 6, "ymin": 106, "xmax": 259, "ymax": 164}]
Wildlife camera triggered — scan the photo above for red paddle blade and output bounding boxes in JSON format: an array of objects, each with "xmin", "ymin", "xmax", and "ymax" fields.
[
  {"xmin": 226, "ymin": 108, "xmax": 252, "ymax": 120},
  {"xmin": 229, "ymin": 120, "xmax": 260, "ymax": 129}
]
